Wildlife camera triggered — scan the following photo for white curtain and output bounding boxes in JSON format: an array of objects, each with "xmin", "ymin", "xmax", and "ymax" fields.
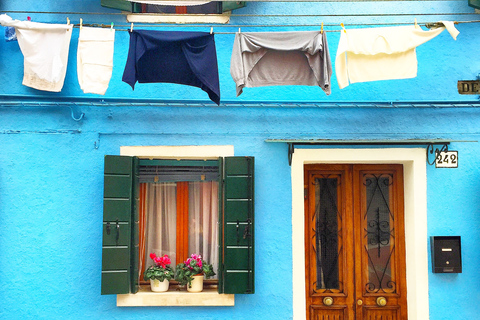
[
  {"xmin": 143, "ymin": 181, "xmax": 218, "ymax": 276},
  {"xmin": 144, "ymin": 183, "xmax": 177, "ymax": 267},
  {"xmin": 188, "ymin": 181, "xmax": 219, "ymax": 277}
]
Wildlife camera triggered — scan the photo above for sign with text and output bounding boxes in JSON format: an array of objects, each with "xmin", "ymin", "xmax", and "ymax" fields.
[
  {"xmin": 458, "ymin": 80, "xmax": 480, "ymax": 95},
  {"xmin": 435, "ymin": 151, "xmax": 458, "ymax": 168}
]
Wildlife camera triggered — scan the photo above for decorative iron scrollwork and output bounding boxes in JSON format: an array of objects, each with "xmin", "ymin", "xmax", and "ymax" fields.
[
  {"xmin": 426, "ymin": 143, "xmax": 449, "ymax": 165},
  {"xmin": 364, "ymin": 174, "xmax": 397, "ymax": 294}
]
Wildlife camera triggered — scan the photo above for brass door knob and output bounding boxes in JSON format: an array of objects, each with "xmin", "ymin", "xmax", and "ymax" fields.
[
  {"xmin": 377, "ymin": 297, "xmax": 387, "ymax": 307},
  {"xmin": 357, "ymin": 299, "xmax": 363, "ymax": 306},
  {"xmin": 323, "ymin": 297, "xmax": 334, "ymax": 306}
]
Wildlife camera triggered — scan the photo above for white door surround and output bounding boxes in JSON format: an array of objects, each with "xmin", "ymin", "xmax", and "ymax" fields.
[{"xmin": 291, "ymin": 148, "xmax": 428, "ymax": 320}]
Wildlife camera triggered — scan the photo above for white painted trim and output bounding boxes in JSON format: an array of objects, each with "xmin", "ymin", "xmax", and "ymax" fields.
[
  {"xmin": 127, "ymin": 13, "xmax": 230, "ymax": 24},
  {"xmin": 120, "ymin": 145, "xmax": 234, "ymax": 158},
  {"xmin": 291, "ymin": 148, "xmax": 428, "ymax": 320}
]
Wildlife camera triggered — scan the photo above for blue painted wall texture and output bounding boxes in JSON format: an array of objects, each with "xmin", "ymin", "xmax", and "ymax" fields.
[{"xmin": 0, "ymin": 1, "xmax": 479, "ymax": 319}]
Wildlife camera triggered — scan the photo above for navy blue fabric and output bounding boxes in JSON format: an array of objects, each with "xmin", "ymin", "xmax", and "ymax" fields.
[{"xmin": 123, "ymin": 30, "xmax": 220, "ymax": 105}]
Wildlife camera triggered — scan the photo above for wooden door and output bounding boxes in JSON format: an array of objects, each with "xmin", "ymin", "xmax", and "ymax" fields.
[{"xmin": 304, "ymin": 164, "xmax": 407, "ymax": 320}]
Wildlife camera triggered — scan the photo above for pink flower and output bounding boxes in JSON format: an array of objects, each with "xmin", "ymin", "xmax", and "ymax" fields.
[{"xmin": 150, "ymin": 253, "xmax": 170, "ymax": 269}]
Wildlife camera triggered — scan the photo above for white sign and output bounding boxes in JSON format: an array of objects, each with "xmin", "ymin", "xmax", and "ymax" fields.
[{"xmin": 435, "ymin": 151, "xmax": 458, "ymax": 168}]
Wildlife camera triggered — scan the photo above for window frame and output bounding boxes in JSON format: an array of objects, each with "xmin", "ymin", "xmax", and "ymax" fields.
[
  {"xmin": 101, "ymin": 145, "xmax": 254, "ymax": 306},
  {"xmin": 137, "ymin": 159, "xmax": 221, "ymax": 284},
  {"xmin": 101, "ymin": 0, "xmax": 246, "ymax": 24}
]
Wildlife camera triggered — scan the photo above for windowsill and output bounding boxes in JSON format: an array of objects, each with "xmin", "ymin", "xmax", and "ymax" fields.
[
  {"xmin": 117, "ymin": 286, "xmax": 235, "ymax": 307},
  {"xmin": 126, "ymin": 13, "xmax": 231, "ymax": 24}
]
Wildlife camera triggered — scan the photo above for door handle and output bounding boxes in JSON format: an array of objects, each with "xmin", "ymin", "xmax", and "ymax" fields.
[
  {"xmin": 377, "ymin": 297, "xmax": 387, "ymax": 307},
  {"xmin": 323, "ymin": 297, "xmax": 334, "ymax": 306},
  {"xmin": 357, "ymin": 299, "xmax": 363, "ymax": 306}
]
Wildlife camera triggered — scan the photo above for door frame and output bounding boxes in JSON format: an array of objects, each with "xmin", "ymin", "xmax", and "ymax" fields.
[{"xmin": 291, "ymin": 148, "xmax": 429, "ymax": 320}]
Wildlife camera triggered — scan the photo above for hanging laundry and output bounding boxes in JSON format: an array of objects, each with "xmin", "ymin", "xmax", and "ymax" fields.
[
  {"xmin": 0, "ymin": 14, "xmax": 72, "ymax": 92},
  {"xmin": 4, "ymin": 26, "xmax": 17, "ymax": 41},
  {"xmin": 230, "ymin": 31, "xmax": 332, "ymax": 96},
  {"xmin": 335, "ymin": 22, "xmax": 459, "ymax": 89},
  {"xmin": 77, "ymin": 27, "xmax": 115, "ymax": 95},
  {"xmin": 122, "ymin": 30, "xmax": 220, "ymax": 105}
]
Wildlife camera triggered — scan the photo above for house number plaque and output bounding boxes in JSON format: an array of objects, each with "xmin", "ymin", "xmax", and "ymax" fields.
[
  {"xmin": 435, "ymin": 151, "xmax": 458, "ymax": 168},
  {"xmin": 458, "ymin": 80, "xmax": 480, "ymax": 95}
]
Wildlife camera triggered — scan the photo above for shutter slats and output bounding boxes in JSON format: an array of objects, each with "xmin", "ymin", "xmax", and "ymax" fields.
[
  {"xmin": 101, "ymin": 155, "xmax": 134, "ymax": 295},
  {"xmin": 221, "ymin": 156, "xmax": 254, "ymax": 294}
]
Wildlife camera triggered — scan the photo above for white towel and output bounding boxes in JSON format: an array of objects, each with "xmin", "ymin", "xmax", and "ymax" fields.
[
  {"xmin": 335, "ymin": 22, "xmax": 459, "ymax": 89},
  {"xmin": 77, "ymin": 27, "xmax": 115, "ymax": 95},
  {"xmin": 0, "ymin": 14, "xmax": 72, "ymax": 92}
]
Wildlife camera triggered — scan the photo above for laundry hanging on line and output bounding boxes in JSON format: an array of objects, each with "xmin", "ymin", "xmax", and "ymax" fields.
[
  {"xmin": 0, "ymin": 14, "xmax": 72, "ymax": 92},
  {"xmin": 335, "ymin": 21, "xmax": 459, "ymax": 89},
  {"xmin": 230, "ymin": 30, "xmax": 333, "ymax": 96},
  {"xmin": 0, "ymin": 14, "xmax": 461, "ymax": 99},
  {"xmin": 122, "ymin": 29, "xmax": 221, "ymax": 105},
  {"xmin": 77, "ymin": 26, "xmax": 116, "ymax": 95}
]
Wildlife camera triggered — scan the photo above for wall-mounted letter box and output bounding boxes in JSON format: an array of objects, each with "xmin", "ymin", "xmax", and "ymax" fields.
[{"xmin": 431, "ymin": 236, "xmax": 462, "ymax": 273}]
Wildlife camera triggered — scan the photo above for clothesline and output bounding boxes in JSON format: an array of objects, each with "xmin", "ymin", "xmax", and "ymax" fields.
[
  {"xmin": 72, "ymin": 19, "xmax": 478, "ymax": 34},
  {"xmin": 3, "ymin": 8, "xmax": 479, "ymax": 31},
  {"xmin": 2, "ymin": 10, "xmax": 477, "ymax": 17}
]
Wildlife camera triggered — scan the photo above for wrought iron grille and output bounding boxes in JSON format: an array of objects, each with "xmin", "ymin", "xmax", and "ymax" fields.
[
  {"xmin": 313, "ymin": 177, "xmax": 342, "ymax": 292},
  {"xmin": 363, "ymin": 174, "xmax": 396, "ymax": 294}
]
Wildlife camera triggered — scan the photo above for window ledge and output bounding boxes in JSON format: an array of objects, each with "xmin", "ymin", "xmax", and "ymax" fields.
[
  {"xmin": 117, "ymin": 286, "xmax": 235, "ymax": 307},
  {"xmin": 126, "ymin": 13, "xmax": 231, "ymax": 24}
]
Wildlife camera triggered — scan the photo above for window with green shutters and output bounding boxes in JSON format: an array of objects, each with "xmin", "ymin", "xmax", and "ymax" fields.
[
  {"xmin": 101, "ymin": 155, "xmax": 254, "ymax": 296},
  {"xmin": 100, "ymin": 0, "xmax": 246, "ymax": 14}
]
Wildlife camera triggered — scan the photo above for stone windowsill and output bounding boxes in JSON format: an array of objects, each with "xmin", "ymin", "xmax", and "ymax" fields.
[{"xmin": 117, "ymin": 286, "xmax": 235, "ymax": 307}]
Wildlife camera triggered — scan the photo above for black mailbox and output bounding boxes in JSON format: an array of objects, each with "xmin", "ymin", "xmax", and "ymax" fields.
[{"xmin": 431, "ymin": 236, "xmax": 462, "ymax": 273}]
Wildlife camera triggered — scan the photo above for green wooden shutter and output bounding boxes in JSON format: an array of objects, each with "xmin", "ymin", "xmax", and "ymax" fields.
[
  {"xmin": 220, "ymin": 156, "xmax": 254, "ymax": 294},
  {"xmin": 469, "ymin": 0, "xmax": 480, "ymax": 9},
  {"xmin": 101, "ymin": 155, "xmax": 139, "ymax": 295},
  {"xmin": 100, "ymin": 0, "xmax": 142, "ymax": 12},
  {"xmin": 221, "ymin": 1, "xmax": 246, "ymax": 12}
]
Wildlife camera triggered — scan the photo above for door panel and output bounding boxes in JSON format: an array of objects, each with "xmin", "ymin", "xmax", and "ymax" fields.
[
  {"xmin": 305, "ymin": 165, "xmax": 354, "ymax": 319},
  {"xmin": 305, "ymin": 164, "xmax": 407, "ymax": 320}
]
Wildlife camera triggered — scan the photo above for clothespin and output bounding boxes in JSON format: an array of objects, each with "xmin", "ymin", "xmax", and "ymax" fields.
[
  {"xmin": 210, "ymin": 27, "xmax": 213, "ymax": 34},
  {"xmin": 27, "ymin": 16, "xmax": 31, "ymax": 21},
  {"xmin": 414, "ymin": 18, "xmax": 419, "ymax": 29},
  {"xmin": 341, "ymin": 23, "xmax": 346, "ymax": 33},
  {"xmin": 80, "ymin": 18, "xmax": 83, "ymax": 30},
  {"xmin": 111, "ymin": 22, "xmax": 114, "ymax": 30},
  {"xmin": 238, "ymin": 28, "xmax": 241, "ymax": 33},
  {"xmin": 67, "ymin": 17, "xmax": 70, "ymax": 25},
  {"xmin": 321, "ymin": 22, "xmax": 323, "ymax": 34},
  {"xmin": 130, "ymin": 23, "xmax": 134, "ymax": 32}
]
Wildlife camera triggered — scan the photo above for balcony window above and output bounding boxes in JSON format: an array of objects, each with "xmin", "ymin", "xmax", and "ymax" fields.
[{"xmin": 101, "ymin": 0, "xmax": 246, "ymax": 24}]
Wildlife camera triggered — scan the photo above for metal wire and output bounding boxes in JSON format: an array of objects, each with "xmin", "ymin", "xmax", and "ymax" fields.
[
  {"xmin": 2, "ymin": 6, "xmax": 479, "ymax": 31},
  {"xmin": 2, "ymin": 98, "xmax": 480, "ymax": 109}
]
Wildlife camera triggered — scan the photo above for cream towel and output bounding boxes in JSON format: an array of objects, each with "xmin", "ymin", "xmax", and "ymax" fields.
[
  {"xmin": 335, "ymin": 22, "xmax": 459, "ymax": 89},
  {"xmin": 0, "ymin": 14, "xmax": 72, "ymax": 92},
  {"xmin": 77, "ymin": 27, "xmax": 115, "ymax": 95}
]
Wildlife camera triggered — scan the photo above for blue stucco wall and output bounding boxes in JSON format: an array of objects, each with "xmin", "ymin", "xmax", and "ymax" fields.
[{"xmin": 0, "ymin": 1, "xmax": 479, "ymax": 319}]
